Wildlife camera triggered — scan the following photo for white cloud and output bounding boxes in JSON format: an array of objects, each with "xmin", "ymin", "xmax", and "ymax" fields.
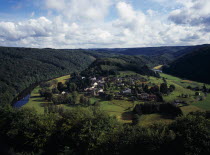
[
  {"xmin": 169, "ymin": 0, "xmax": 210, "ymax": 31},
  {"xmin": 0, "ymin": 0, "xmax": 210, "ymax": 48},
  {"xmin": 45, "ymin": 0, "xmax": 113, "ymax": 22}
]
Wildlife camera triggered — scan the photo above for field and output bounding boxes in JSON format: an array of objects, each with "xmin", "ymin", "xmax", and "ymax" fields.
[
  {"xmin": 138, "ymin": 114, "xmax": 174, "ymax": 127},
  {"xmin": 153, "ymin": 65, "xmax": 163, "ymax": 70},
  {"xmin": 23, "ymin": 75, "xmax": 70, "ymax": 114},
  {"xmin": 99, "ymin": 100, "xmax": 137, "ymax": 123},
  {"xmin": 23, "ymin": 71, "xmax": 210, "ymax": 125}
]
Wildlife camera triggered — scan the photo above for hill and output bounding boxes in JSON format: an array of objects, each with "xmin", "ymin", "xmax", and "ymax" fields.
[
  {"xmin": 81, "ymin": 55, "xmax": 160, "ymax": 78},
  {"xmin": 0, "ymin": 47, "xmax": 95, "ymax": 105},
  {"xmin": 86, "ymin": 44, "xmax": 210, "ymax": 61},
  {"xmin": 163, "ymin": 45, "xmax": 210, "ymax": 84}
]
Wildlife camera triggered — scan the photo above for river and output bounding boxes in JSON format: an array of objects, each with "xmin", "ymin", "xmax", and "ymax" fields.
[{"xmin": 13, "ymin": 94, "xmax": 31, "ymax": 108}]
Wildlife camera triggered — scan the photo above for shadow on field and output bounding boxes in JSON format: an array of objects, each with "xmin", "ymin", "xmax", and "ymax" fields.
[
  {"xmin": 30, "ymin": 96, "xmax": 40, "ymax": 98},
  {"xmin": 121, "ymin": 111, "xmax": 133, "ymax": 120}
]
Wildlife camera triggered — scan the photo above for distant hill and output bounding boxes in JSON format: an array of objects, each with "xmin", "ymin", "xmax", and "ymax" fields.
[
  {"xmin": 81, "ymin": 55, "xmax": 160, "ymax": 78},
  {"xmin": 86, "ymin": 44, "xmax": 210, "ymax": 61},
  {"xmin": 0, "ymin": 47, "xmax": 95, "ymax": 105},
  {"xmin": 163, "ymin": 45, "xmax": 210, "ymax": 84}
]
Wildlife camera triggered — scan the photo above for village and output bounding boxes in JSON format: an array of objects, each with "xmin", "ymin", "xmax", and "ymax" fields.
[
  {"xmin": 38, "ymin": 69, "xmax": 210, "ymax": 111},
  {"xmin": 77, "ymin": 74, "xmax": 163, "ymax": 102}
]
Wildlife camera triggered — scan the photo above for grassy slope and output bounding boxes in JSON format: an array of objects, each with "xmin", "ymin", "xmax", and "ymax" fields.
[
  {"xmin": 160, "ymin": 73, "xmax": 210, "ymax": 113},
  {"xmin": 191, "ymin": 94, "xmax": 210, "ymax": 110}
]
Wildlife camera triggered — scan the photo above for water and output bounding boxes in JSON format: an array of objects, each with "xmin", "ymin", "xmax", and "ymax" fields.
[{"xmin": 13, "ymin": 94, "xmax": 30, "ymax": 108}]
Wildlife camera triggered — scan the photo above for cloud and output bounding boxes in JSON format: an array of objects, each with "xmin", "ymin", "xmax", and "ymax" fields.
[
  {"xmin": 0, "ymin": 0, "xmax": 210, "ymax": 48},
  {"xmin": 169, "ymin": 0, "xmax": 210, "ymax": 31},
  {"xmin": 0, "ymin": 17, "xmax": 52, "ymax": 41},
  {"xmin": 45, "ymin": 0, "xmax": 113, "ymax": 22}
]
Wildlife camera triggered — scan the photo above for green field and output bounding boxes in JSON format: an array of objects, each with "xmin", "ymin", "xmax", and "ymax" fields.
[
  {"xmin": 23, "ymin": 86, "xmax": 48, "ymax": 114},
  {"xmin": 191, "ymin": 94, "xmax": 210, "ymax": 110},
  {"xmin": 99, "ymin": 100, "xmax": 136, "ymax": 123},
  {"xmin": 138, "ymin": 114, "xmax": 174, "ymax": 127}
]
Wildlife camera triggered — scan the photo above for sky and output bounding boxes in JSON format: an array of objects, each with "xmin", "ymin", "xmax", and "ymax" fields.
[{"xmin": 0, "ymin": 0, "xmax": 209, "ymax": 48}]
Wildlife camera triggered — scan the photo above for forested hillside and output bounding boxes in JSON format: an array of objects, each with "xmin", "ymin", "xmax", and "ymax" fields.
[
  {"xmin": 0, "ymin": 47, "xmax": 95, "ymax": 105},
  {"xmin": 163, "ymin": 45, "xmax": 210, "ymax": 84},
  {"xmin": 87, "ymin": 44, "xmax": 210, "ymax": 61},
  {"xmin": 81, "ymin": 55, "xmax": 160, "ymax": 77}
]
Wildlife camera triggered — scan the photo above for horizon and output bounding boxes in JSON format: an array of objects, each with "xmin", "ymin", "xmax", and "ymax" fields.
[
  {"xmin": 1, "ymin": 43, "xmax": 209, "ymax": 50},
  {"xmin": 0, "ymin": 0, "xmax": 210, "ymax": 48}
]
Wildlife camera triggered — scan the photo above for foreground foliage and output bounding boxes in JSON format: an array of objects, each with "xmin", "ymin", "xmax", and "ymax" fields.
[{"xmin": 0, "ymin": 106, "xmax": 210, "ymax": 155}]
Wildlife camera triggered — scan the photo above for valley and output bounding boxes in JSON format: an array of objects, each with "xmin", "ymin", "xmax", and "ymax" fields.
[
  {"xmin": 1, "ymin": 0, "xmax": 210, "ymax": 154},
  {"xmin": 19, "ymin": 65, "xmax": 210, "ymax": 125},
  {"xmin": 1, "ymin": 45, "xmax": 210, "ymax": 155}
]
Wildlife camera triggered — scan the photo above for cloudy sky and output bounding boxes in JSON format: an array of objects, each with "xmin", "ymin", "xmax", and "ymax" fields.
[{"xmin": 0, "ymin": 0, "xmax": 210, "ymax": 48}]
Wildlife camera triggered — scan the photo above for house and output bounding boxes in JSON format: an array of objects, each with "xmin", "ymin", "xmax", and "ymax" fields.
[
  {"xmin": 93, "ymin": 82, "xmax": 98, "ymax": 87},
  {"xmin": 122, "ymin": 88, "xmax": 132, "ymax": 94},
  {"xmin": 152, "ymin": 69, "xmax": 162, "ymax": 73},
  {"xmin": 98, "ymin": 89, "xmax": 104, "ymax": 93},
  {"xmin": 91, "ymin": 77, "xmax": 97, "ymax": 81},
  {"xmin": 61, "ymin": 91, "xmax": 66, "ymax": 95}
]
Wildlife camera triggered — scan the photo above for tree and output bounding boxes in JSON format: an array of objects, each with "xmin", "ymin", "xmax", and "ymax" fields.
[
  {"xmin": 106, "ymin": 94, "xmax": 114, "ymax": 101},
  {"xmin": 68, "ymin": 83, "xmax": 77, "ymax": 92},
  {"xmin": 52, "ymin": 87, "xmax": 59, "ymax": 94},
  {"xmin": 203, "ymin": 84, "xmax": 207, "ymax": 93},
  {"xmin": 39, "ymin": 88, "xmax": 52, "ymax": 101},
  {"xmin": 156, "ymin": 93, "xmax": 164, "ymax": 102},
  {"xmin": 169, "ymin": 85, "xmax": 175, "ymax": 92},
  {"xmin": 72, "ymin": 91, "xmax": 78, "ymax": 104},
  {"xmin": 150, "ymin": 85, "xmax": 160, "ymax": 93},
  {"xmin": 44, "ymin": 92, "xmax": 53, "ymax": 101},
  {"xmin": 80, "ymin": 95, "xmax": 86, "ymax": 104},
  {"xmin": 132, "ymin": 114, "xmax": 140, "ymax": 125},
  {"xmin": 160, "ymin": 83, "xmax": 168, "ymax": 94},
  {"xmin": 57, "ymin": 82, "xmax": 65, "ymax": 92},
  {"xmin": 143, "ymin": 85, "xmax": 149, "ymax": 93},
  {"xmin": 195, "ymin": 92, "xmax": 200, "ymax": 96},
  {"xmin": 93, "ymin": 101, "xmax": 100, "ymax": 107},
  {"xmin": 170, "ymin": 115, "xmax": 210, "ymax": 155}
]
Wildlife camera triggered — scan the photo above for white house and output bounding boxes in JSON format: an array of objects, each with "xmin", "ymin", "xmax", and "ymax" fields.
[
  {"xmin": 93, "ymin": 82, "xmax": 98, "ymax": 87},
  {"xmin": 98, "ymin": 89, "xmax": 104, "ymax": 93}
]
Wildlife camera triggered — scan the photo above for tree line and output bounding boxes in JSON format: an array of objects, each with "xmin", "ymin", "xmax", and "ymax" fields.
[{"xmin": 0, "ymin": 106, "xmax": 210, "ymax": 155}]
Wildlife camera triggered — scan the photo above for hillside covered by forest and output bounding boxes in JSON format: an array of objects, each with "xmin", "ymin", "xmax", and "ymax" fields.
[
  {"xmin": 86, "ymin": 44, "xmax": 210, "ymax": 61},
  {"xmin": 163, "ymin": 45, "xmax": 210, "ymax": 84},
  {"xmin": 0, "ymin": 47, "xmax": 95, "ymax": 105}
]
